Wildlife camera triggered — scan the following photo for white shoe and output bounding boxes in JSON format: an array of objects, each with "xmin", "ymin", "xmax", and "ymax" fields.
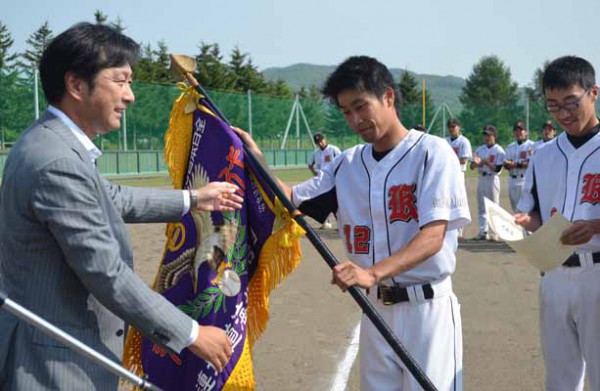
[{"xmin": 321, "ymin": 222, "xmax": 332, "ymax": 229}]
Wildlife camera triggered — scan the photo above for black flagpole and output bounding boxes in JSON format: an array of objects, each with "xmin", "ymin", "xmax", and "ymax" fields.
[{"xmin": 171, "ymin": 55, "xmax": 437, "ymax": 391}]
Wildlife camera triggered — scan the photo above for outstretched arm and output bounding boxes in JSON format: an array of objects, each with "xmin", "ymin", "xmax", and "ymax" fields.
[{"xmin": 231, "ymin": 127, "xmax": 292, "ymax": 200}]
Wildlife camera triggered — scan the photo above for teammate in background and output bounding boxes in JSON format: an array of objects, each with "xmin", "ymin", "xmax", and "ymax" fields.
[
  {"xmin": 308, "ymin": 133, "xmax": 341, "ymax": 229},
  {"xmin": 235, "ymin": 56, "xmax": 470, "ymax": 391},
  {"xmin": 445, "ymin": 118, "xmax": 472, "ymax": 239},
  {"xmin": 532, "ymin": 120, "xmax": 557, "ymax": 153},
  {"xmin": 470, "ymin": 125, "xmax": 505, "ymax": 240},
  {"xmin": 503, "ymin": 121, "xmax": 535, "ymax": 212},
  {"xmin": 515, "ymin": 56, "xmax": 600, "ymax": 391}
]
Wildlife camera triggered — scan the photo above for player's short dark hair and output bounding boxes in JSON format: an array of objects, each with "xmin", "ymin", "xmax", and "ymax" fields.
[
  {"xmin": 541, "ymin": 120, "xmax": 556, "ymax": 130},
  {"xmin": 313, "ymin": 133, "xmax": 325, "ymax": 143},
  {"xmin": 447, "ymin": 118, "xmax": 460, "ymax": 127},
  {"xmin": 542, "ymin": 56, "xmax": 596, "ymax": 94},
  {"xmin": 40, "ymin": 22, "xmax": 140, "ymax": 104},
  {"xmin": 321, "ymin": 56, "xmax": 402, "ymax": 116}
]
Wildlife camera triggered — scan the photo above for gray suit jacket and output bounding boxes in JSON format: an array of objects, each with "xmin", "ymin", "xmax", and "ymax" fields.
[{"xmin": 0, "ymin": 111, "xmax": 194, "ymax": 390}]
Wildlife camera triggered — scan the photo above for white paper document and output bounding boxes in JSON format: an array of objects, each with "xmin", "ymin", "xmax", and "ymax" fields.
[{"xmin": 484, "ymin": 198, "xmax": 575, "ymax": 271}]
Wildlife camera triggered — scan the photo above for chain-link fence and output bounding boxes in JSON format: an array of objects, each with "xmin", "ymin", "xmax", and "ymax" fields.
[{"xmin": 2, "ymin": 71, "xmax": 589, "ymax": 154}]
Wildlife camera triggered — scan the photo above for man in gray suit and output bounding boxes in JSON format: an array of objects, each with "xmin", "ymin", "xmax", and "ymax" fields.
[{"xmin": 0, "ymin": 22, "xmax": 243, "ymax": 390}]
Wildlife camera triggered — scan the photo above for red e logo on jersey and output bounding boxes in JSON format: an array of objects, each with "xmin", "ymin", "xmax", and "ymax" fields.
[
  {"xmin": 488, "ymin": 155, "xmax": 496, "ymax": 163},
  {"xmin": 581, "ymin": 173, "xmax": 600, "ymax": 205},
  {"xmin": 324, "ymin": 155, "xmax": 331, "ymax": 162},
  {"xmin": 388, "ymin": 184, "xmax": 419, "ymax": 223},
  {"xmin": 519, "ymin": 151, "xmax": 528, "ymax": 160}
]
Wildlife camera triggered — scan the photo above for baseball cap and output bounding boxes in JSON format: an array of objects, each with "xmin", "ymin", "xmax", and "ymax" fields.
[
  {"xmin": 541, "ymin": 120, "xmax": 556, "ymax": 130},
  {"xmin": 482, "ymin": 125, "xmax": 497, "ymax": 137},
  {"xmin": 313, "ymin": 133, "xmax": 324, "ymax": 143},
  {"xmin": 513, "ymin": 121, "xmax": 526, "ymax": 131}
]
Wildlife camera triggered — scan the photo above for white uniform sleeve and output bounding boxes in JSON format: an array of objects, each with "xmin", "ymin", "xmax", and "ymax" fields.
[
  {"xmin": 517, "ymin": 154, "xmax": 537, "ymax": 213},
  {"xmin": 293, "ymin": 153, "xmax": 341, "ymax": 206},
  {"xmin": 460, "ymin": 138, "xmax": 472, "ymax": 160},
  {"xmin": 418, "ymin": 141, "xmax": 471, "ymax": 230}
]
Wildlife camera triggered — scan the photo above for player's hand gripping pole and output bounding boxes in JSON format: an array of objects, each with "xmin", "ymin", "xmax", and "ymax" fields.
[
  {"xmin": 170, "ymin": 55, "xmax": 438, "ymax": 391},
  {"xmin": 0, "ymin": 293, "xmax": 162, "ymax": 391}
]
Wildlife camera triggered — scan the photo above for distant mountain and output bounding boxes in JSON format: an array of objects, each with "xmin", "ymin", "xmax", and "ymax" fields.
[{"xmin": 262, "ymin": 63, "xmax": 466, "ymax": 113}]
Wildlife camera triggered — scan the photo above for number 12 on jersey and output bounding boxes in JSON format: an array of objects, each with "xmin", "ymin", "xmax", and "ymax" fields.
[{"xmin": 343, "ymin": 224, "xmax": 371, "ymax": 254}]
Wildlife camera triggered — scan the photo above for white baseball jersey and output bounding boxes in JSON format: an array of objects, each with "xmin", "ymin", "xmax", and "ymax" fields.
[
  {"xmin": 293, "ymin": 130, "xmax": 470, "ymax": 390},
  {"xmin": 532, "ymin": 138, "xmax": 556, "ymax": 154},
  {"xmin": 504, "ymin": 139, "xmax": 535, "ymax": 179},
  {"xmin": 309, "ymin": 144, "xmax": 341, "ymax": 174},
  {"xmin": 518, "ymin": 131, "xmax": 600, "ymax": 390},
  {"xmin": 505, "ymin": 139, "xmax": 535, "ymax": 211},
  {"xmin": 445, "ymin": 134, "xmax": 473, "ymax": 172},
  {"xmin": 473, "ymin": 144, "xmax": 505, "ymax": 176},
  {"xmin": 474, "ymin": 144, "xmax": 505, "ymax": 236}
]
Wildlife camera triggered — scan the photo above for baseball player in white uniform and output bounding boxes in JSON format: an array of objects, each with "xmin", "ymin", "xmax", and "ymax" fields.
[
  {"xmin": 235, "ymin": 56, "xmax": 470, "ymax": 391},
  {"xmin": 445, "ymin": 118, "xmax": 472, "ymax": 239},
  {"xmin": 308, "ymin": 133, "xmax": 342, "ymax": 176},
  {"xmin": 532, "ymin": 120, "xmax": 557, "ymax": 154},
  {"xmin": 308, "ymin": 133, "xmax": 341, "ymax": 229},
  {"xmin": 503, "ymin": 121, "xmax": 535, "ymax": 212},
  {"xmin": 516, "ymin": 55, "xmax": 600, "ymax": 391},
  {"xmin": 445, "ymin": 118, "xmax": 473, "ymax": 173},
  {"xmin": 470, "ymin": 125, "xmax": 505, "ymax": 240}
]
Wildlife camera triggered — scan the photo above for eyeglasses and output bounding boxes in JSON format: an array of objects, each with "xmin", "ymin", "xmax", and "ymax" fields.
[{"xmin": 546, "ymin": 90, "xmax": 590, "ymax": 113}]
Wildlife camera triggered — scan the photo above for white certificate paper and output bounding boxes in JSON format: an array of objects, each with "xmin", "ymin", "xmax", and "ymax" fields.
[{"xmin": 484, "ymin": 198, "xmax": 575, "ymax": 271}]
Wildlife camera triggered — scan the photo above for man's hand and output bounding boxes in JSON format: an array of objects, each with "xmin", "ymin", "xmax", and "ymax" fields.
[
  {"xmin": 503, "ymin": 159, "xmax": 516, "ymax": 170},
  {"xmin": 560, "ymin": 220, "xmax": 598, "ymax": 245},
  {"xmin": 332, "ymin": 261, "xmax": 377, "ymax": 291},
  {"xmin": 514, "ymin": 212, "xmax": 541, "ymax": 232},
  {"xmin": 194, "ymin": 182, "xmax": 243, "ymax": 212},
  {"xmin": 188, "ymin": 325, "xmax": 232, "ymax": 372},
  {"xmin": 230, "ymin": 126, "xmax": 265, "ymax": 163}
]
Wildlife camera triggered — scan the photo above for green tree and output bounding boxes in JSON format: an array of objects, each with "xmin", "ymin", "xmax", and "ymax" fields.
[
  {"xmin": 20, "ymin": 21, "xmax": 53, "ymax": 70},
  {"xmin": 524, "ymin": 61, "xmax": 554, "ymax": 140},
  {"xmin": 194, "ymin": 43, "xmax": 234, "ymax": 90},
  {"xmin": 152, "ymin": 40, "xmax": 173, "ymax": 84},
  {"xmin": 94, "ymin": 10, "xmax": 108, "ymax": 24},
  {"xmin": 228, "ymin": 46, "xmax": 265, "ymax": 93},
  {"xmin": 133, "ymin": 43, "xmax": 156, "ymax": 83},
  {"xmin": 459, "ymin": 55, "xmax": 519, "ymax": 145},
  {"xmin": 110, "ymin": 17, "xmax": 126, "ymax": 33},
  {"xmin": 0, "ymin": 21, "xmax": 17, "ymax": 71}
]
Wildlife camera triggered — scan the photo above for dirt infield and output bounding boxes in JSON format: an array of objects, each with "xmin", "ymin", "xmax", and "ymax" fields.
[{"xmin": 128, "ymin": 175, "xmax": 545, "ymax": 390}]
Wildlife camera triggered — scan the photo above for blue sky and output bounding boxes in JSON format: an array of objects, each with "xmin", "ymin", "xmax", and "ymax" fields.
[{"xmin": 3, "ymin": 0, "xmax": 600, "ymax": 87}]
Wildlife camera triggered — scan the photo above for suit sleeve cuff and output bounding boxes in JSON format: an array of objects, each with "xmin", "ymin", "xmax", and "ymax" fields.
[
  {"xmin": 185, "ymin": 321, "xmax": 199, "ymax": 347},
  {"xmin": 182, "ymin": 190, "xmax": 191, "ymax": 215}
]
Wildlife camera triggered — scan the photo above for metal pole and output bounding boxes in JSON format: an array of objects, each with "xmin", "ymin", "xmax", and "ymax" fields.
[
  {"xmin": 295, "ymin": 95, "xmax": 300, "ymax": 150},
  {"xmin": 0, "ymin": 294, "xmax": 161, "ymax": 391},
  {"xmin": 280, "ymin": 97, "xmax": 297, "ymax": 150},
  {"xmin": 442, "ymin": 103, "xmax": 446, "ymax": 138},
  {"xmin": 525, "ymin": 95, "xmax": 530, "ymax": 131},
  {"xmin": 247, "ymin": 90, "xmax": 253, "ymax": 136},
  {"xmin": 34, "ymin": 68, "xmax": 40, "ymax": 120},
  {"xmin": 422, "ymin": 79, "xmax": 426, "ymax": 127},
  {"xmin": 122, "ymin": 110, "xmax": 128, "ymax": 151}
]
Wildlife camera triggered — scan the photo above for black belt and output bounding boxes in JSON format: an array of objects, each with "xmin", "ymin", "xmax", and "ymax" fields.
[
  {"xmin": 563, "ymin": 252, "xmax": 600, "ymax": 267},
  {"xmin": 480, "ymin": 172, "xmax": 489, "ymax": 177},
  {"xmin": 376, "ymin": 284, "xmax": 434, "ymax": 305},
  {"xmin": 510, "ymin": 174, "xmax": 524, "ymax": 179}
]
